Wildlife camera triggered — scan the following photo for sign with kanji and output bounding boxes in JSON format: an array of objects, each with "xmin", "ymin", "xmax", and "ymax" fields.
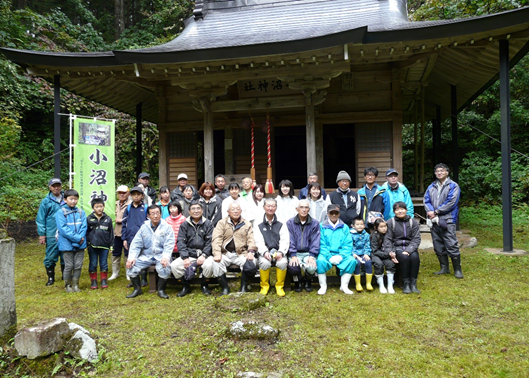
[
  {"xmin": 74, "ymin": 118, "xmax": 115, "ymax": 220},
  {"xmin": 237, "ymin": 77, "xmax": 292, "ymax": 99}
]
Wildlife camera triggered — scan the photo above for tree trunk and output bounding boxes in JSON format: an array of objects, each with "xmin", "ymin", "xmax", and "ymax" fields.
[{"xmin": 114, "ymin": 0, "xmax": 125, "ymax": 40}]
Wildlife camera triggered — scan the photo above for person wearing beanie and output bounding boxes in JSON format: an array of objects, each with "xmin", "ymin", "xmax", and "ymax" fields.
[{"xmin": 328, "ymin": 170, "xmax": 363, "ymax": 228}]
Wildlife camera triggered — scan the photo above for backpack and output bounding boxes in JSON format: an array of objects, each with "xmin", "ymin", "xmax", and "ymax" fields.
[
  {"xmin": 126, "ymin": 203, "xmax": 149, "ymax": 214},
  {"xmin": 388, "ymin": 217, "xmax": 414, "ymax": 231}
]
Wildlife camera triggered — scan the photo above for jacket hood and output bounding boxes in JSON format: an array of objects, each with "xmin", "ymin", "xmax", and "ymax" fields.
[{"xmin": 321, "ymin": 218, "xmax": 345, "ymax": 229}]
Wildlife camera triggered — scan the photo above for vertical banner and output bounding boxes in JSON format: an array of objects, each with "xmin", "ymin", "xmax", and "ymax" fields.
[{"xmin": 73, "ymin": 117, "xmax": 116, "ymax": 220}]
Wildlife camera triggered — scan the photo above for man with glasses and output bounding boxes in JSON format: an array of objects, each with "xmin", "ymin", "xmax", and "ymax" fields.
[
  {"xmin": 381, "ymin": 168, "xmax": 414, "ymax": 220},
  {"xmin": 125, "ymin": 205, "xmax": 175, "ymax": 299},
  {"xmin": 357, "ymin": 167, "xmax": 389, "ymax": 232},
  {"xmin": 424, "ymin": 163, "xmax": 463, "ymax": 279}
]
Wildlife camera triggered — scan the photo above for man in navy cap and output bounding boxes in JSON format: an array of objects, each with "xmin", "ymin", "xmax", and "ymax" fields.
[
  {"xmin": 137, "ymin": 172, "xmax": 157, "ymax": 204},
  {"xmin": 36, "ymin": 178, "xmax": 65, "ymax": 286},
  {"xmin": 381, "ymin": 168, "xmax": 414, "ymax": 220}
]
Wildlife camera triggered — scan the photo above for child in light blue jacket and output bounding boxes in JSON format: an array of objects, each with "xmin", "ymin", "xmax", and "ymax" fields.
[
  {"xmin": 56, "ymin": 189, "xmax": 87, "ymax": 293},
  {"xmin": 350, "ymin": 217, "xmax": 373, "ymax": 292}
]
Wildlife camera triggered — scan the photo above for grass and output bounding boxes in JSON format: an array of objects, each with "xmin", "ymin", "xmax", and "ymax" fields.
[{"xmin": 2, "ymin": 204, "xmax": 529, "ymax": 377}]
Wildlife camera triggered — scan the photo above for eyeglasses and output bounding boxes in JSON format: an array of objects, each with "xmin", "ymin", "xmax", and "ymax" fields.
[{"xmin": 329, "ymin": 211, "xmax": 340, "ymax": 215}]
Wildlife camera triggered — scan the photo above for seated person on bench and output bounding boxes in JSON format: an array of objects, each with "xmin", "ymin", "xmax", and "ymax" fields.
[
  {"xmin": 254, "ymin": 198, "xmax": 290, "ymax": 297},
  {"xmin": 125, "ymin": 205, "xmax": 174, "ymax": 299},
  {"xmin": 211, "ymin": 202, "xmax": 257, "ymax": 296},
  {"xmin": 170, "ymin": 200, "xmax": 215, "ymax": 297}
]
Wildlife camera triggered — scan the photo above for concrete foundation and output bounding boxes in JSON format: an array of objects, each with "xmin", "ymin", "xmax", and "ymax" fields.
[
  {"xmin": 0, "ymin": 238, "xmax": 17, "ymax": 343},
  {"xmin": 485, "ymin": 248, "xmax": 529, "ymax": 256}
]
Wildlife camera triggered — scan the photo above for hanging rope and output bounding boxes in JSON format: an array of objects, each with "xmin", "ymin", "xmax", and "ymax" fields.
[
  {"xmin": 249, "ymin": 110, "xmax": 256, "ymax": 188},
  {"xmin": 0, "ymin": 148, "xmax": 69, "ymax": 181},
  {"xmin": 265, "ymin": 110, "xmax": 274, "ymax": 193}
]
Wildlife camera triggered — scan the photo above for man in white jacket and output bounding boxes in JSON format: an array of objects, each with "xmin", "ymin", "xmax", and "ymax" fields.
[{"xmin": 125, "ymin": 205, "xmax": 175, "ymax": 299}]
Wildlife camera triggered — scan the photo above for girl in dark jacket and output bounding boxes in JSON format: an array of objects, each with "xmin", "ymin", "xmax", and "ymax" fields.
[
  {"xmin": 370, "ymin": 218, "xmax": 397, "ymax": 294},
  {"xmin": 198, "ymin": 182, "xmax": 222, "ymax": 226},
  {"xmin": 382, "ymin": 201, "xmax": 421, "ymax": 294}
]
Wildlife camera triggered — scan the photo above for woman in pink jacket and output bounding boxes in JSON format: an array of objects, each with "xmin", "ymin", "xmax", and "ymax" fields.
[{"xmin": 165, "ymin": 201, "xmax": 186, "ymax": 260}]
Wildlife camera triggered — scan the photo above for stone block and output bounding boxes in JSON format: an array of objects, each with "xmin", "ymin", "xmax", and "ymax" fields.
[
  {"xmin": 14, "ymin": 318, "xmax": 71, "ymax": 359},
  {"xmin": 227, "ymin": 320, "xmax": 279, "ymax": 340},
  {"xmin": 0, "ymin": 238, "xmax": 16, "ymax": 343},
  {"xmin": 65, "ymin": 330, "xmax": 98, "ymax": 362},
  {"xmin": 215, "ymin": 292, "xmax": 267, "ymax": 312}
]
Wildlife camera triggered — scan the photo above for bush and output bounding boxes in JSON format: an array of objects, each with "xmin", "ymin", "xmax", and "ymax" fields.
[{"xmin": 0, "ymin": 185, "xmax": 47, "ymax": 228}]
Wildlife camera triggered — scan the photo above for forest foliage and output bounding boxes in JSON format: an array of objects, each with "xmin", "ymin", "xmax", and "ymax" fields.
[{"xmin": 1, "ymin": 0, "xmax": 529, "ymax": 224}]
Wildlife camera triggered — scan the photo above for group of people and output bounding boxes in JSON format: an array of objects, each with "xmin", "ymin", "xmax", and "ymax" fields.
[{"xmin": 36, "ymin": 164, "xmax": 463, "ymax": 298}]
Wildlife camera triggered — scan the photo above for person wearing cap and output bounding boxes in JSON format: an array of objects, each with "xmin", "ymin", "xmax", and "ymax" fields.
[
  {"xmin": 171, "ymin": 173, "xmax": 199, "ymax": 202},
  {"xmin": 211, "ymin": 202, "xmax": 258, "ymax": 295},
  {"xmin": 328, "ymin": 170, "xmax": 363, "ymax": 228},
  {"xmin": 121, "ymin": 186, "xmax": 149, "ymax": 286},
  {"xmin": 170, "ymin": 200, "xmax": 215, "ymax": 297},
  {"xmin": 125, "ymin": 205, "xmax": 174, "ymax": 299},
  {"xmin": 36, "ymin": 178, "xmax": 65, "ymax": 286},
  {"xmin": 357, "ymin": 167, "xmax": 389, "ymax": 231},
  {"xmin": 424, "ymin": 163, "xmax": 463, "ymax": 279},
  {"xmin": 253, "ymin": 198, "xmax": 290, "ymax": 297},
  {"xmin": 381, "ymin": 169, "xmax": 414, "ymax": 220},
  {"xmin": 316, "ymin": 204, "xmax": 356, "ymax": 295},
  {"xmin": 109, "ymin": 185, "xmax": 131, "ymax": 281},
  {"xmin": 287, "ymin": 199, "xmax": 320, "ymax": 292},
  {"xmin": 137, "ymin": 172, "xmax": 157, "ymax": 204}
]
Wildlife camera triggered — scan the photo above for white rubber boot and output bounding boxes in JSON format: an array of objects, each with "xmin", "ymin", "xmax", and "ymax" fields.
[
  {"xmin": 108, "ymin": 256, "xmax": 121, "ymax": 281},
  {"xmin": 317, "ymin": 274, "xmax": 327, "ymax": 295},
  {"xmin": 340, "ymin": 273, "xmax": 354, "ymax": 295},
  {"xmin": 386, "ymin": 273, "xmax": 395, "ymax": 294},
  {"xmin": 376, "ymin": 275, "xmax": 387, "ymax": 294}
]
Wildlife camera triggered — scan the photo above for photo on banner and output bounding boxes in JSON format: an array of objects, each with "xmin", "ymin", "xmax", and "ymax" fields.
[{"xmin": 73, "ymin": 117, "xmax": 116, "ymax": 220}]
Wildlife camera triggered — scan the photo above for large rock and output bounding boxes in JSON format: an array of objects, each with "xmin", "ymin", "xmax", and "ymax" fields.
[
  {"xmin": 14, "ymin": 318, "xmax": 71, "ymax": 359},
  {"xmin": 215, "ymin": 292, "xmax": 267, "ymax": 312},
  {"xmin": 64, "ymin": 329, "xmax": 97, "ymax": 362},
  {"xmin": 227, "ymin": 320, "xmax": 279, "ymax": 340},
  {"xmin": 0, "ymin": 238, "xmax": 16, "ymax": 343}
]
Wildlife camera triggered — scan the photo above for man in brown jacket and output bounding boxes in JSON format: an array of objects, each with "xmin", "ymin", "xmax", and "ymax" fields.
[
  {"xmin": 109, "ymin": 185, "xmax": 131, "ymax": 280},
  {"xmin": 212, "ymin": 202, "xmax": 257, "ymax": 295}
]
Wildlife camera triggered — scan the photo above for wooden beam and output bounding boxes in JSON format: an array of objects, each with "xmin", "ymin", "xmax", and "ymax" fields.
[
  {"xmin": 315, "ymin": 120, "xmax": 324, "ymax": 186},
  {"xmin": 159, "ymin": 129, "xmax": 168, "ymax": 187},
  {"xmin": 211, "ymin": 96, "xmax": 306, "ymax": 112},
  {"xmin": 200, "ymin": 97, "xmax": 215, "ymax": 183},
  {"xmin": 305, "ymin": 92, "xmax": 317, "ymax": 175}
]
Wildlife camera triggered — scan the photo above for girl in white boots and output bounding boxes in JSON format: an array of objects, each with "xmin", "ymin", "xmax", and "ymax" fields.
[{"xmin": 369, "ymin": 219, "xmax": 397, "ymax": 294}]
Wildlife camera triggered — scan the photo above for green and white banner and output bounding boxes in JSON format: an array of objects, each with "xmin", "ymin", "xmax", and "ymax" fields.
[{"xmin": 73, "ymin": 116, "xmax": 116, "ymax": 220}]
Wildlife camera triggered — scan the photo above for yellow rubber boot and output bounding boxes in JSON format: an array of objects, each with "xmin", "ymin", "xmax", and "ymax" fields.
[
  {"xmin": 365, "ymin": 273, "xmax": 374, "ymax": 291},
  {"xmin": 354, "ymin": 274, "xmax": 363, "ymax": 292},
  {"xmin": 275, "ymin": 268, "xmax": 287, "ymax": 297},
  {"xmin": 259, "ymin": 269, "xmax": 270, "ymax": 295}
]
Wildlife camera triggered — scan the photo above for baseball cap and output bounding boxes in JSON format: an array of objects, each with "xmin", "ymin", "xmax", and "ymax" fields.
[
  {"xmin": 48, "ymin": 178, "xmax": 62, "ymax": 186},
  {"xmin": 327, "ymin": 204, "xmax": 340, "ymax": 213},
  {"xmin": 177, "ymin": 173, "xmax": 188, "ymax": 180},
  {"xmin": 130, "ymin": 186, "xmax": 144, "ymax": 194},
  {"xmin": 138, "ymin": 172, "xmax": 150, "ymax": 179},
  {"xmin": 116, "ymin": 185, "xmax": 129, "ymax": 193},
  {"xmin": 385, "ymin": 169, "xmax": 399, "ymax": 177}
]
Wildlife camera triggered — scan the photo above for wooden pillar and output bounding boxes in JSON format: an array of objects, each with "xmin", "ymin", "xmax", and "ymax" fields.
[
  {"xmin": 451, "ymin": 85, "xmax": 459, "ymax": 182},
  {"xmin": 315, "ymin": 120, "xmax": 324, "ymax": 186},
  {"xmin": 420, "ymin": 91, "xmax": 425, "ymax": 193},
  {"xmin": 202, "ymin": 98, "xmax": 214, "ymax": 183},
  {"xmin": 136, "ymin": 102, "xmax": 142, "ymax": 178},
  {"xmin": 391, "ymin": 69, "xmax": 403, "ymax": 177},
  {"xmin": 305, "ymin": 92, "xmax": 317, "ymax": 176},
  {"xmin": 433, "ymin": 104, "xmax": 442, "ymax": 167},
  {"xmin": 499, "ymin": 39, "xmax": 513, "ymax": 252},
  {"xmin": 157, "ymin": 87, "xmax": 168, "ymax": 187},
  {"xmin": 54, "ymin": 75, "xmax": 61, "ymax": 178},
  {"xmin": 413, "ymin": 101, "xmax": 418, "ymax": 191},
  {"xmin": 225, "ymin": 124, "xmax": 234, "ymax": 175}
]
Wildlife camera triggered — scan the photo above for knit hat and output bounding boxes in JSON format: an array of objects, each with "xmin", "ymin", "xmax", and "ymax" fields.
[{"xmin": 336, "ymin": 170, "xmax": 351, "ymax": 184}]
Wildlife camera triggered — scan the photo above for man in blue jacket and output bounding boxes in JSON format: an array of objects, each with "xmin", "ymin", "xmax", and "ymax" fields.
[
  {"xmin": 357, "ymin": 167, "xmax": 389, "ymax": 231},
  {"xmin": 36, "ymin": 178, "xmax": 64, "ymax": 286},
  {"xmin": 424, "ymin": 163, "xmax": 463, "ymax": 279},
  {"xmin": 381, "ymin": 169, "xmax": 414, "ymax": 220}
]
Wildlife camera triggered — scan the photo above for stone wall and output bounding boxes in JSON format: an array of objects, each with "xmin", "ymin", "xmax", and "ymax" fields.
[{"xmin": 0, "ymin": 238, "xmax": 17, "ymax": 343}]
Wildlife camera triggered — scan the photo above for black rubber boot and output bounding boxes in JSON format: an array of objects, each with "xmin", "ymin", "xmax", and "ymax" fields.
[
  {"xmin": 177, "ymin": 281, "xmax": 191, "ymax": 297},
  {"xmin": 451, "ymin": 256, "xmax": 464, "ymax": 279},
  {"xmin": 294, "ymin": 275, "xmax": 303, "ymax": 292},
  {"xmin": 410, "ymin": 278, "xmax": 421, "ymax": 294},
  {"xmin": 239, "ymin": 272, "xmax": 250, "ymax": 293},
  {"xmin": 402, "ymin": 278, "xmax": 412, "ymax": 294},
  {"xmin": 201, "ymin": 277, "xmax": 212, "ymax": 296},
  {"xmin": 157, "ymin": 278, "xmax": 169, "ymax": 299},
  {"xmin": 45, "ymin": 264, "xmax": 55, "ymax": 286},
  {"xmin": 434, "ymin": 255, "xmax": 451, "ymax": 275},
  {"xmin": 140, "ymin": 270, "xmax": 149, "ymax": 287},
  {"xmin": 304, "ymin": 273, "xmax": 314, "ymax": 292},
  {"xmin": 126, "ymin": 276, "xmax": 143, "ymax": 298},
  {"xmin": 217, "ymin": 274, "xmax": 230, "ymax": 296}
]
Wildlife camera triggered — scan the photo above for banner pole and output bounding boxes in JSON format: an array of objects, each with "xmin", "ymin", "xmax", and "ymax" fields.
[{"xmin": 69, "ymin": 114, "xmax": 74, "ymax": 188}]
